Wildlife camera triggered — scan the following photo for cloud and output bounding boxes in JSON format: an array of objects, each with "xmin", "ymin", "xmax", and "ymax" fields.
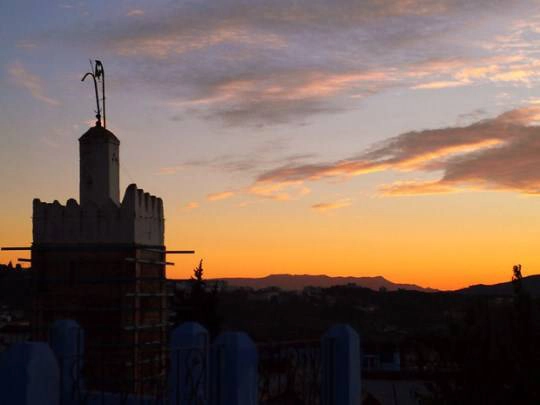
[
  {"xmin": 250, "ymin": 105, "xmax": 540, "ymax": 196},
  {"xmin": 16, "ymin": 40, "xmax": 37, "ymax": 49},
  {"xmin": 237, "ymin": 200, "xmax": 256, "ymax": 208},
  {"xmin": 50, "ymin": 0, "xmax": 536, "ymax": 125},
  {"xmin": 184, "ymin": 201, "xmax": 200, "ymax": 210},
  {"xmin": 180, "ymin": 151, "xmax": 316, "ymax": 174},
  {"xmin": 312, "ymin": 198, "xmax": 352, "ymax": 212},
  {"xmin": 207, "ymin": 191, "xmax": 235, "ymax": 201},
  {"xmin": 246, "ymin": 181, "xmax": 310, "ymax": 201},
  {"xmin": 169, "ymin": 69, "xmax": 394, "ymax": 126},
  {"xmin": 379, "ymin": 181, "xmax": 457, "ymax": 195},
  {"xmin": 413, "ymin": 80, "xmax": 467, "ymax": 90},
  {"xmin": 409, "ymin": 54, "xmax": 540, "ymax": 90},
  {"xmin": 8, "ymin": 62, "xmax": 59, "ymax": 106},
  {"xmin": 208, "ymin": 182, "xmax": 310, "ymax": 202},
  {"xmin": 207, "ymin": 178, "xmax": 311, "ymax": 202},
  {"xmin": 456, "ymin": 108, "xmax": 488, "ymax": 125},
  {"xmin": 157, "ymin": 165, "xmax": 184, "ymax": 175},
  {"xmin": 127, "ymin": 9, "xmax": 144, "ymax": 17},
  {"xmin": 113, "ymin": 28, "xmax": 285, "ymax": 59}
]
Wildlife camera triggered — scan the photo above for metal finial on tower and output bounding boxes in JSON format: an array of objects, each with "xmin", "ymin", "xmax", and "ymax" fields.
[{"xmin": 81, "ymin": 60, "xmax": 107, "ymax": 128}]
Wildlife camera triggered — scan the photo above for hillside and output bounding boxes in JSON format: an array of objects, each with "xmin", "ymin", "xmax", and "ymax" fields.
[
  {"xmin": 213, "ymin": 274, "xmax": 436, "ymax": 292},
  {"xmin": 457, "ymin": 274, "xmax": 540, "ymax": 297}
]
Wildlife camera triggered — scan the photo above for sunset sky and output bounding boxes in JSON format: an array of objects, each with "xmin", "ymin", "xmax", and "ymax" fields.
[{"xmin": 2, "ymin": 1, "xmax": 540, "ymax": 289}]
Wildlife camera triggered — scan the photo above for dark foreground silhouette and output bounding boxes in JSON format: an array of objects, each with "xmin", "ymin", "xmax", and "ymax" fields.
[{"xmin": 2, "ymin": 262, "xmax": 540, "ymax": 403}]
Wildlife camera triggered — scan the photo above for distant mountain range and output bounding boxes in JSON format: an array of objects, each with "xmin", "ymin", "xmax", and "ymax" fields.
[
  {"xmin": 190, "ymin": 273, "xmax": 540, "ymax": 295},
  {"xmin": 456, "ymin": 274, "xmax": 540, "ymax": 297},
  {"xmin": 212, "ymin": 274, "xmax": 437, "ymax": 292}
]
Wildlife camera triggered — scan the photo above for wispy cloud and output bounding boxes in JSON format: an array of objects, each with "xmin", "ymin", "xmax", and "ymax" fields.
[
  {"xmin": 51, "ymin": 0, "xmax": 535, "ymax": 125},
  {"xmin": 127, "ymin": 9, "xmax": 144, "ymax": 17},
  {"xmin": 207, "ymin": 178, "xmax": 311, "ymax": 202},
  {"xmin": 172, "ymin": 69, "xmax": 394, "ymax": 126},
  {"xmin": 413, "ymin": 80, "xmax": 467, "ymax": 90},
  {"xmin": 312, "ymin": 198, "xmax": 352, "ymax": 212},
  {"xmin": 246, "ymin": 181, "xmax": 310, "ymax": 201},
  {"xmin": 177, "ymin": 151, "xmax": 317, "ymax": 175},
  {"xmin": 184, "ymin": 201, "xmax": 200, "ymax": 210},
  {"xmin": 207, "ymin": 191, "xmax": 235, "ymax": 201},
  {"xmin": 379, "ymin": 181, "xmax": 457, "ymax": 196},
  {"xmin": 114, "ymin": 28, "xmax": 285, "ymax": 59},
  {"xmin": 410, "ymin": 54, "xmax": 540, "ymax": 90},
  {"xmin": 8, "ymin": 61, "xmax": 59, "ymax": 106},
  {"xmin": 157, "ymin": 166, "xmax": 185, "ymax": 175},
  {"xmin": 16, "ymin": 40, "xmax": 37, "ymax": 49},
  {"xmin": 247, "ymin": 105, "xmax": 540, "ymax": 196}
]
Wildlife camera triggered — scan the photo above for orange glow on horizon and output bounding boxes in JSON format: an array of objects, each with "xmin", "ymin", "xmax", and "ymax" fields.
[{"xmin": 2, "ymin": 190, "xmax": 540, "ymax": 291}]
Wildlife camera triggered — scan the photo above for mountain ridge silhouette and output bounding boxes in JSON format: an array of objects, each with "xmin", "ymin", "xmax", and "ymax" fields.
[
  {"xmin": 456, "ymin": 274, "xmax": 540, "ymax": 296},
  {"xmin": 208, "ymin": 273, "xmax": 437, "ymax": 292}
]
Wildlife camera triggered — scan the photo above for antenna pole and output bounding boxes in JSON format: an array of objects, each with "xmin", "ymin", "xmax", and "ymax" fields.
[
  {"xmin": 81, "ymin": 60, "xmax": 106, "ymax": 127},
  {"xmin": 81, "ymin": 71, "xmax": 101, "ymax": 126},
  {"xmin": 102, "ymin": 67, "xmax": 106, "ymax": 128},
  {"xmin": 95, "ymin": 60, "xmax": 106, "ymax": 128}
]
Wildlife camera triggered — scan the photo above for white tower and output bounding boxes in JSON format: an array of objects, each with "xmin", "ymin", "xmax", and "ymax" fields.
[{"xmin": 79, "ymin": 124, "xmax": 120, "ymax": 206}]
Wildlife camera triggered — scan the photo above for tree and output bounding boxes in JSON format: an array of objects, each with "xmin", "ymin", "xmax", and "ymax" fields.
[
  {"xmin": 192, "ymin": 259, "xmax": 205, "ymax": 284},
  {"xmin": 512, "ymin": 264, "xmax": 523, "ymax": 295},
  {"xmin": 190, "ymin": 259, "xmax": 206, "ymax": 302},
  {"xmin": 172, "ymin": 259, "xmax": 221, "ymax": 338}
]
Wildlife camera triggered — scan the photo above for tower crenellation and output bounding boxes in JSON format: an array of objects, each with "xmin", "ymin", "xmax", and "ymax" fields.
[{"xmin": 33, "ymin": 183, "xmax": 164, "ymax": 246}]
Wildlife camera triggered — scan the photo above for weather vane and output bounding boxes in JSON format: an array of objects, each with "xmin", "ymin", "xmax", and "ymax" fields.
[{"xmin": 81, "ymin": 60, "xmax": 106, "ymax": 128}]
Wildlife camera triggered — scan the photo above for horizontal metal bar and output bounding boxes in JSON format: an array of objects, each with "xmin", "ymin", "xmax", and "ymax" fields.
[
  {"xmin": 18, "ymin": 258, "xmax": 32, "ymax": 262},
  {"xmin": 123, "ymin": 323, "xmax": 169, "ymax": 331},
  {"xmin": 83, "ymin": 373, "xmax": 167, "ymax": 384},
  {"xmin": 125, "ymin": 258, "xmax": 173, "ymax": 266},
  {"xmin": 37, "ymin": 306, "xmax": 168, "ymax": 312},
  {"xmin": 140, "ymin": 249, "xmax": 195, "ymax": 254},
  {"xmin": 31, "ymin": 323, "xmax": 169, "ymax": 332},
  {"xmin": 125, "ymin": 292, "xmax": 173, "ymax": 297},
  {"xmin": 9, "ymin": 245, "xmax": 188, "ymax": 254},
  {"xmin": 86, "ymin": 341, "xmax": 164, "ymax": 348},
  {"xmin": 32, "ymin": 277, "xmax": 165, "ymax": 283},
  {"xmin": 29, "ymin": 244, "xmax": 165, "ymax": 252}
]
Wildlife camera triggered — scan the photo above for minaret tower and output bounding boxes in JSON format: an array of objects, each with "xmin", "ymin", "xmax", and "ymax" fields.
[
  {"xmin": 79, "ymin": 59, "xmax": 119, "ymax": 207},
  {"xmin": 31, "ymin": 61, "xmax": 168, "ymax": 394},
  {"xmin": 79, "ymin": 124, "xmax": 120, "ymax": 206}
]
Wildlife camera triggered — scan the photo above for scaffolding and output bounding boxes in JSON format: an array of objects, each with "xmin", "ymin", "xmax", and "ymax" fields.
[{"xmin": 1, "ymin": 245, "xmax": 194, "ymax": 396}]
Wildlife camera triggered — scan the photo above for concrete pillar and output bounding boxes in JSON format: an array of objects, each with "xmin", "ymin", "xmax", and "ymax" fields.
[
  {"xmin": 49, "ymin": 320, "xmax": 84, "ymax": 404},
  {"xmin": 0, "ymin": 342, "xmax": 60, "ymax": 405},
  {"xmin": 321, "ymin": 324, "xmax": 361, "ymax": 405},
  {"xmin": 169, "ymin": 322, "xmax": 209, "ymax": 405},
  {"xmin": 210, "ymin": 332, "xmax": 258, "ymax": 405}
]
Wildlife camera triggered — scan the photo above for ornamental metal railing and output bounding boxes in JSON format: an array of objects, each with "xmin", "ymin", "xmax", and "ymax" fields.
[{"xmin": 258, "ymin": 340, "xmax": 322, "ymax": 405}]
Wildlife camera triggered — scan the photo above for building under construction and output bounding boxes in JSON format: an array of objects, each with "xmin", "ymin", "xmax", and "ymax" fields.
[{"xmin": 27, "ymin": 62, "xmax": 178, "ymax": 395}]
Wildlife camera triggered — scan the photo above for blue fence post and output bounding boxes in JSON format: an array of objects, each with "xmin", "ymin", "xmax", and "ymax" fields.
[
  {"xmin": 0, "ymin": 342, "xmax": 60, "ymax": 405},
  {"xmin": 210, "ymin": 332, "xmax": 258, "ymax": 405},
  {"xmin": 49, "ymin": 320, "xmax": 85, "ymax": 405},
  {"xmin": 169, "ymin": 322, "xmax": 209, "ymax": 405},
  {"xmin": 321, "ymin": 324, "xmax": 361, "ymax": 405}
]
